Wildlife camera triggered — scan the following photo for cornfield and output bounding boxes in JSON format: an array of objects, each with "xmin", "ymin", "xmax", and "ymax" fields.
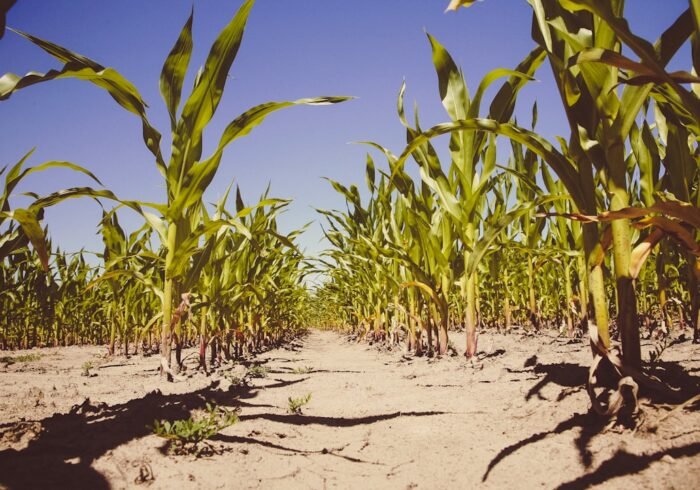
[
  {"xmin": 316, "ymin": 0, "xmax": 700, "ymax": 373},
  {"xmin": 0, "ymin": 0, "xmax": 699, "ymax": 487},
  {"xmin": 1, "ymin": 0, "xmax": 349, "ymax": 377}
]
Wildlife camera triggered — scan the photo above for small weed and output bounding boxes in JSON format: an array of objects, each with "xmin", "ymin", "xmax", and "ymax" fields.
[
  {"xmin": 151, "ymin": 403, "xmax": 239, "ymax": 454},
  {"xmin": 226, "ymin": 374, "xmax": 244, "ymax": 386},
  {"xmin": 292, "ymin": 365, "xmax": 313, "ymax": 374},
  {"xmin": 0, "ymin": 353, "xmax": 41, "ymax": 365},
  {"xmin": 246, "ymin": 365, "xmax": 269, "ymax": 379},
  {"xmin": 81, "ymin": 361, "xmax": 94, "ymax": 377},
  {"xmin": 287, "ymin": 393, "xmax": 312, "ymax": 415}
]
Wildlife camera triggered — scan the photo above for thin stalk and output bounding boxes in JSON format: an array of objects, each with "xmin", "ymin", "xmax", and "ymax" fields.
[
  {"xmin": 160, "ymin": 222, "xmax": 177, "ymax": 378},
  {"xmin": 463, "ymin": 225, "xmax": 478, "ymax": 357},
  {"xmin": 199, "ymin": 306, "xmax": 208, "ymax": 373},
  {"xmin": 564, "ymin": 262, "xmax": 574, "ymax": 336}
]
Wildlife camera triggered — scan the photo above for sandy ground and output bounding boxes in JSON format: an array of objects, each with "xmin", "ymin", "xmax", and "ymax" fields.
[{"xmin": 0, "ymin": 329, "xmax": 699, "ymax": 489}]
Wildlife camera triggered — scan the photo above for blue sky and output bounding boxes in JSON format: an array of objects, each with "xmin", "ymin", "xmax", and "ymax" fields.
[{"xmin": 0, "ymin": 0, "xmax": 691, "ymax": 258}]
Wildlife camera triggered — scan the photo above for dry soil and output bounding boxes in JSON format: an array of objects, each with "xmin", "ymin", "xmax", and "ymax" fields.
[{"xmin": 0, "ymin": 329, "xmax": 699, "ymax": 489}]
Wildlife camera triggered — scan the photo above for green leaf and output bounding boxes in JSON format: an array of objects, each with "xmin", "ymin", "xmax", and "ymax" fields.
[
  {"xmin": 86, "ymin": 269, "xmax": 164, "ymax": 302},
  {"xmin": 488, "ymin": 46, "xmax": 546, "ymax": 123},
  {"xmin": 9, "ymin": 160, "xmax": 103, "ymax": 192},
  {"xmin": 400, "ymin": 280, "xmax": 441, "ymax": 308},
  {"xmin": 29, "ymin": 187, "xmax": 131, "ymax": 212},
  {"xmin": 395, "ymin": 118, "xmax": 586, "ymax": 211},
  {"xmin": 1, "ymin": 148, "xmax": 35, "ymax": 214},
  {"xmin": 3, "ymin": 29, "xmax": 166, "ymax": 176},
  {"xmin": 160, "ymin": 9, "xmax": 194, "ymax": 131},
  {"xmin": 631, "ymin": 121, "xmax": 660, "ymax": 207},
  {"xmin": 218, "ymin": 97, "xmax": 352, "ymax": 155},
  {"xmin": 168, "ymin": 219, "xmax": 251, "ymax": 278},
  {"xmin": 171, "ymin": 97, "xmax": 350, "ymax": 218},
  {"xmin": 426, "ymin": 33, "xmax": 475, "ymax": 194},
  {"xmin": 143, "ymin": 211, "xmax": 168, "ymax": 244},
  {"xmin": 176, "ymin": 0, "xmax": 255, "ymax": 163},
  {"xmin": 528, "ymin": 0, "xmax": 553, "ymax": 52},
  {"xmin": 464, "ymin": 201, "xmax": 540, "ymax": 279},
  {"xmin": 446, "ymin": 0, "xmax": 481, "ymax": 11},
  {"xmin": 471, "ymin": 69, "xmax": 535, "ymax": 120},
  {"xmin": 365, "ymin": 153, "xmax": 376, "ymax": 194},
  {"xmin": 3, "ymin": 208, "xmax": 49, "ymax": 270},
  {"xmin": 427, "ymin": 33, "xmax": 469, "ymax": 121},
  {"xmin": 563, "ymin": 0, "xmax": 700, "ymax": 125}
]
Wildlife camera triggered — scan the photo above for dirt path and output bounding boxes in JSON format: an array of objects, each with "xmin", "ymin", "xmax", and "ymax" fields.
[{"xmin": 1, "ymin": 330, "xmax": 699, "ymax": 489}]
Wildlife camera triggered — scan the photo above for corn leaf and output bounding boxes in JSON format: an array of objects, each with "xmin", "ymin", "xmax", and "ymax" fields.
[{"xmin": 160, "ymin": 9, "xmax": 194, "ymax": 130}]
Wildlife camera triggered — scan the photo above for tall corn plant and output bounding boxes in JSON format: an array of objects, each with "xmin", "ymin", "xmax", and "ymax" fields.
[
  {"xmin": 508, "ymin": 0, "xmax": 699, "ymax": 359},
  {"xmin": 1, "ymin": 0, "xmax": 349, "ymax": 377}
]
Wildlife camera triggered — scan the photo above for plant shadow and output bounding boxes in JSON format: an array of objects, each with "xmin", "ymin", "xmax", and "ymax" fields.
[
  {"xmin": 239, "ymin": 410, "xmax": 447, "ymax": 427},
  {"xmin": 0, "ymin": 379, "xmax": 268, "ymax": 489},
  {"xmin": 0, "ymin": 372, "xmax": 445, "ymax": 489},
  {"xmin": 646, "ymin": 361, "xmax": 700, "ymax": 402},
  {"xmin": 525, "ymin": 362, "xmax": 588, "ymax": 401},
  {"xmin": 485, "ymin": 357, "xmax": 700, "ymax": 484},
  {"xmin": 556, "ymin": 442, "xmax": 700, "ymax": 489},
  {"xmin": 481, "ymin": 411, "xmax": 605, "ymax": 482}
]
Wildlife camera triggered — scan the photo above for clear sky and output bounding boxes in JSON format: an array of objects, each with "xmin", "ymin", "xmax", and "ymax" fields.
[{"xmin": 0, "ymin": 0, "xmax": 691, "ymax": 259}]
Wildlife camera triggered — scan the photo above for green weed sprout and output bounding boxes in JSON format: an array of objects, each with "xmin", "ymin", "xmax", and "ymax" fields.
[{"xmin": 288, "ymin": 393, "xmax": 312, "ymax": 415}]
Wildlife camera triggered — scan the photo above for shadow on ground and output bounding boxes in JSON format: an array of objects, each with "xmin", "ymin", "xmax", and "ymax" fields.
[
  {"xmin": 483, "ymin": 357, "xmax": 700, "ymax": 484},
  {"xmin": 482, "ymin": 410, "xmax": 700, "ymax": 484},
  {"xmin": 239, "ymin": 410, "xmax": 447, "ymax": 427},
  {"xmin": 0, "ymin": 375, "xmax": 447, "ymax": 489},
  {"xmin": 481, "ymin": 411, "xmax": 604, "ymax": 482},
  {"xmin": 557, "ymin": 442, "xmax": 700, "ymax": 489},
  {"xmin": 0, "ymin": 380, "xmax": 256, "ymax": 489},
  {"xmin": 525, "ymin": 362, "xmax": 588, "ymax": 401}
]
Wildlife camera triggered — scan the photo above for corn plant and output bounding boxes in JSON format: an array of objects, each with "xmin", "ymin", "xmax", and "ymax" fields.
[{"xmin": 193, "ymin": 186, "xmax": 308, "ymax": 370}]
